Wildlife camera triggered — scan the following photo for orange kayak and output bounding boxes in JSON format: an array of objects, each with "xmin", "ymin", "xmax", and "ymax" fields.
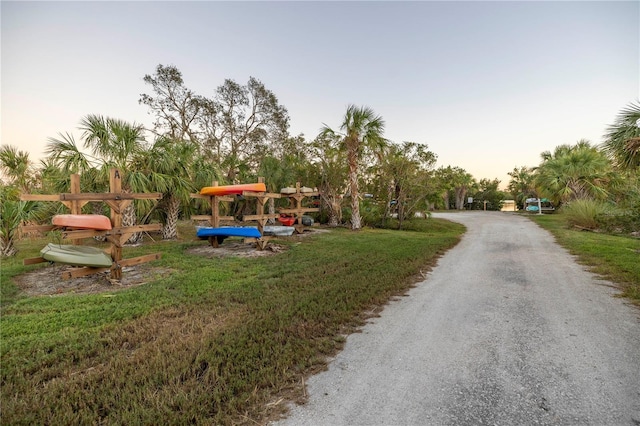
[
  {"xmin": 52, "ymin": 214, "xmax": 112, "ymax": 230},
  {"xmin": 200, "ymin": 183, "xmax": 266, "ymax": 196}
]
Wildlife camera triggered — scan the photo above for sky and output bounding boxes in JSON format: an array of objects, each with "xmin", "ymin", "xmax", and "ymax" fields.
[{"xmin": 2, "ymin": 1, "xmax": 639, "ymax": 188}]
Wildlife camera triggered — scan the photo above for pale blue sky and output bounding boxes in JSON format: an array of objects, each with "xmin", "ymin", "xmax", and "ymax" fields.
[{"xmin": 2, "ymin": 1, "xmax": 638, "ymax": 186}]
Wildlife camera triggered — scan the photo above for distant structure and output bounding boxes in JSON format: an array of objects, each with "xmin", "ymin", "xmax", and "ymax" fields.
[{"xmin": 501, "ymin": 200, "xmax": 517, "ymax": 212}]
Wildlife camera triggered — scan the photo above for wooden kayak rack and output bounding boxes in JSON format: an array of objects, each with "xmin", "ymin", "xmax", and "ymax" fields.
[
  {"xmin": 191, "ymin": 179, "xmax": 319, "ymax": 250},
  {"xmin": 278, "ymin": 182, "xmax": 320, "ymax": 233},
  {"xmin": 20, "ymin": 168, "xmax": 162, "ymax": 280}
]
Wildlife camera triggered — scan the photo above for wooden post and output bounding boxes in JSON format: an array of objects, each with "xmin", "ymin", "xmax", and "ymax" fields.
[
  {"xmin": 69, "ymin": 174, "xmax": 83, "ymax": 245},
  {"xmin": 109, "ymin": 169, "xmax": 123, "ymax": 280}
]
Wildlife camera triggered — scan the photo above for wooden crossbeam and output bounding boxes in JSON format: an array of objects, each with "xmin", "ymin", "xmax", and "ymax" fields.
[
  {"xmin": 23, "ymin": 257, "xmax": 47, "ymax": 265},
  {"xmin": 61, "ymin": 229, "xmax": 108, "ymax": 239},
  {"xmin": 61, "ymin": 266, "xmax": 111, "ymax": 280},
  {"xmin": 20, "ymin": 194, "xmax": 61, "ymax": 201},
  {"xmin": 59, "ymin": 192, "xmax": 162, "ymax": 201},
  {"xmin": 242, "ymin": 213, "xmax": 279, "ymax": 221},
  {"xmin": 279, "ymin": 207, "xmax": 320, "ymax": 214},
  {"xmin": 117, "ymin": 253, "xmax": 162, "ymax": 268},
  {"xmin": 20, "ymin": 224, "xmax": 55, "ymax": 233},
  {"xmin": 191, "ymin": 215, "xmax": 235, "ymax": 222},
  {"xmin": 190, "ymin": 193, "xmax": 233, "ymax": 202},
  {"xmin": 242, "ymin": 191, "xmax": 281, "ymax": 198}
]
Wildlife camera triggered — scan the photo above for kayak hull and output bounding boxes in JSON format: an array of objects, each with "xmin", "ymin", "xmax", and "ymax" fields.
[
  {"xmin": 200, "ymin": 183, "xmax": 266, "ymax": 196},
  {"xmin": 277, "ymin": 214, "xmax": 296, "ymax": 226},
  {"xmin": 196, "ymin": 227, "xmax": 262, "ymax": 239},
  {"xmin": 40, "ymin": 243, "xmax": 113, "ymax": 268},
  {"xmin": 263, "ymin": 226, "xmax": 295, "ymax": 236},
  {"xmin": 52, "ymin": 214, "xmax": 112, "ymax": 230}
]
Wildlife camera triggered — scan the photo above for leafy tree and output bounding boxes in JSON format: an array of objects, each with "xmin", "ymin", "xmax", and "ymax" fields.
[
  {"xmin": 320, "ymin": 105, "xmax": 386, "ymax": 230},
  {"xmin": 199, "ymin": 77, "xmax": 290, "ymax": 181},
  {"xmin": 470, "ymin": 178, "xmax": 505, "ymax": 211},
  {"xmin": 376, "ymin": 142, "xmax": 437, "ymax": 228},
  {"xmin": 310, "ymin": 133, "xmax": 348, "ymax": 226},
  {"xmin": 139, "ymin": 64, "xmax": 203, "ymax": 142},
  {"xmin": 0, "ymin": 145, "xmax": 36, "ymax": 192},
  {"xmin": 533, "ymin": 140, "xmax": 616, "ymax": 206},
  {"xmin": 602, "ymin": 100, "xmax": 640, "ymax": 170},
  {"xmin": 432, "ymin": 166, "xmax": 456, "ymax": 210},
  {"xmin": 507, "ymin": 166, "xmax": 536, "ymax": 210}
]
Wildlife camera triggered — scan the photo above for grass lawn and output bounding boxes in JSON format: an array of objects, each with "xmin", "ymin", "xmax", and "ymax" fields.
[
  {"xmin": 528, "ymin": 213, "xmax": 640, "ymax": 302},
  {"xmin": 1, "ymin": 219, "xmax": 464, "ymax": 424}
]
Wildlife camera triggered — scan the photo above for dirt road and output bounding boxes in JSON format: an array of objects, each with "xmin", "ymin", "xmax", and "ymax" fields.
[{"xmin": 275, "ymin": 212, "xmax": 640, "ymax": 425}]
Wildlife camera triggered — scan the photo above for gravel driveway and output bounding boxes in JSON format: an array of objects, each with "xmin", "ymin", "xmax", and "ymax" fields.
[{"xmin": 274, "ymin": 212, "xmax": 640, "ymax": 425}]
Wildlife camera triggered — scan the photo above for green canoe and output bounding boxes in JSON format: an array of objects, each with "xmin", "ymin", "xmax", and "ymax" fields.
[{"xmin": 40, "ymin": 243, "xmax": 113, "ymax": 268}]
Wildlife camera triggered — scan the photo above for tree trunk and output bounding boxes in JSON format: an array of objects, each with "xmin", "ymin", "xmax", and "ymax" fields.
[
  {"xmin": 92, "ymin": 202, "xmax": 107, "ymax": 242},
  {"xmin": 267, "ymin": 198, "xmax": 276, "ymax": 225},
  {"xmin": 0, "ymin": 238, "xmax": 17, "ymax": 258},
  {"xmin": 123, "ymin": 202, "xmax": 141, "ymax": 244},
  {"xmin": 455, "ymin": 188, "xmax": 468, "ymax": 210},
  {"xmin": 162, "ymin": 195, "xmax": 180, "ymax": 240},
  {"xmin": 347, "ymin": 149, "xmax": 361, "ymax": 230},
  {"xmin": 442, "ymin": 192, "xmax": 450, "ymax": 210}
]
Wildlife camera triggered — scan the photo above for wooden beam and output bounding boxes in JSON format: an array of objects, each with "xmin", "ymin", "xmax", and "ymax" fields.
[
  {"xmin": 278, "ymin": 208, "xmax": 320, "ymax": 214},
  {"xmin": 59, "ymin": 193, "xmax": 162, "ymax": 201},
  {"xmin": 61, "ymin": 229, "xmax": 109, "ymax": 239},
  {"xmin": 190, "ymin": 193, "xmax": 233, "ymax": 202},
  {"xmin": 191, "ymin": 215, "xmax": 235, "ymax": 222},
  {"xmin": 61, "ymin": 266, "xmax": 110, "ymax": 280},
  {"xmin": 116, "ymin": 253, "xmax": 161, "ymax": 268},
  {"xmin": 23, "ymin": 257, "xmax": 47, "ymax": 265},
  {"xmin": 20, "ymin": 224, "xmax": 55, "ymax": 233},
  {"xmin": 19, "ymin": 194, "xmax": 61, "ymax": 201},
  {"xmin": 242, "ymin": 191, "xmax": 281, "ymax": 198},
  {"xmin": 243, "ymin": 214, "xmax": 279, "ymax": 221}
]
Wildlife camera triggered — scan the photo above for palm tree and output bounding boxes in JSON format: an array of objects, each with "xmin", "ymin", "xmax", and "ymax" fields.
[
  {"xmin": 453, "ymin": 169, "xmax": 476, "ymax": 210},
  {"xmin": 533, "ymin": 140, "xmax": 615, "ymax": 205},
  {"xmin": 0, "ymin": 185, "xmax": 44, "ymax": 257},
  {"xmin": 46, "ymin": 115, "xmax": 149, "ymax": 243},
  {"xmin": 133, "ymin": 137, "xmax": 197, "ymax": 240},
  {"xmin": 602, "ymin": 100, "xmax": 640, "ymax": 170},
  {"xmin": 320, "ymin": 105, "xmax": 386, "ymax": 230},
  {"xmin": 80, "ymin": 115, "xmax": 150, "ymax": 242}
]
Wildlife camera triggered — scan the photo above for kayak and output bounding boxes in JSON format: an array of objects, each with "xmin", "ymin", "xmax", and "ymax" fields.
[
  {"xmin": 200, "ymin": 183, "xmax": 266, "ymax": 196},
  {"xmin": 196, "ymin": 227, "xmax": 262, "ymax": 239},
  {"xmin": 263, "ymin": 226, "xmax": 295, "ymax": 236},
  {"xmin": 52, "ymin": 214, "xmax": 112, "ymax": 230},
  {"xmin": 40, "ymin": 243, "xmax": 113, "ymax": 268},
  {"xmin": 277, "ymin": 214, "xmax": 296, "ymax": 226}
]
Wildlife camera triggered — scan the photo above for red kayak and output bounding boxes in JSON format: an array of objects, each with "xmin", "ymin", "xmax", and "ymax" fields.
[
  {"xmin": 278, "ymin": 214, "xmax": 296, "ymax": 226},
  {"xmin": 200, "ymin": 183, "xmax": 266, "ymax": 196},
  {"xmin": 52, "ymin": 214, "xmax": 112, "ymax": 230}
]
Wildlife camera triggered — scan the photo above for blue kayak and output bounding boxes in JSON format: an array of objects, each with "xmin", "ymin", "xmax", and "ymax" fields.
[{"xmin": 196, "ymin": 227, "xmax": 261, "ymax": 239}]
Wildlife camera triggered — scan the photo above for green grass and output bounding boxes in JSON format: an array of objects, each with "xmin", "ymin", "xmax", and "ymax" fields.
[
  {"xmin": 1, "ymin": 219, "xmax": 464, "ymax": 425},
  {"xmin": 529, "ymin": 213, "xmax": 640, "ymax": 301}
]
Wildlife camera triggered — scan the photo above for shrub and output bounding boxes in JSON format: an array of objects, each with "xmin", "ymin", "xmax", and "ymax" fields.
[
  {"xmin": 561, "ymin": 199, "xmax": 611, "ymax": 230},
  {"xmin": 596, "ymin": 211, "xmax": 640, "ymax": 235}
]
